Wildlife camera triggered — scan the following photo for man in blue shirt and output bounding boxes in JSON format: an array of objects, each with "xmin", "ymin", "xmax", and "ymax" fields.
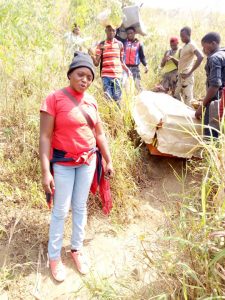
[{"xmin": 195, "ymin": 32, "xmax": 225, "ymax": 138}]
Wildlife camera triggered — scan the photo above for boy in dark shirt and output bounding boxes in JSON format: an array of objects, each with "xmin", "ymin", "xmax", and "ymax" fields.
[{"xmin": 195, "ymin": 32, "xmax": 225, "ymax": 138}]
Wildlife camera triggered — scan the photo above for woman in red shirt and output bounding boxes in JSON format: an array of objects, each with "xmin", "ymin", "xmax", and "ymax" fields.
[{"xmin": 40, "ymin": 52, "xmax": 113, "ymax": 281}]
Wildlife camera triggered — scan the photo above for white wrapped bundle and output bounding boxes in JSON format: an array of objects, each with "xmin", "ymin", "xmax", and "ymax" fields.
[
  {"xmin": 122, "ymin": 5, "xmax": 147, "ymax": 36},
  {"xmin": 97, "ymin": 9, "xmax": 112, "ymax": 27},
  {"xmin": 97, "ymin": 7, "xmax": 122, "ymax": 29},
  {"xmin": 133, "ymin": 91, "xmax": 202, "ymax": 158}
]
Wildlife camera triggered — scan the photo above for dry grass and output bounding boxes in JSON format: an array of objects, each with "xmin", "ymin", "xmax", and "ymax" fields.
[{"xmin": 1, "ymin": 0, "xmax": 225, "ymax": 299}]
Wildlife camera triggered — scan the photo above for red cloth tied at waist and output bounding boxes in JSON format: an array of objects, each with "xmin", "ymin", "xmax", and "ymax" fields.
[
  {"xmin": 64, "ymin": 150, "xmax": 94, "ymax": 165},
  {"xmin": 90, "ymin": 150, "xmax": 112, "ymax": 215},
  {"xmin": 46, "ymin": 148, "xmax": 112, "ymax": 215}
]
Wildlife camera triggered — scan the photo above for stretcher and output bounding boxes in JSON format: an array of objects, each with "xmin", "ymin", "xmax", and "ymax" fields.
[{"xmin": 147, "ymin": 143, "xmax": 174, "ymax": 157}]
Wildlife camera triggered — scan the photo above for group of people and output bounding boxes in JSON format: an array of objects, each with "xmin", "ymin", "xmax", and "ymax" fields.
[
  {"xmin": 39, "ymin": 22, "xmax": 149, "ymax": 282},
  {"xmin": 160, "ymin": 27, "xmax": 225, "ymax": 138},
  {"xmin": 160, "ymin": 27, "xmax": 204, "ymax": 106},
  {"xmin": 88, "ymin": 24, "xmax": 148, "ymax": 104},
  {"xmin": 39, "ymin": 22, "xmax": 225, "ymax": 283}
]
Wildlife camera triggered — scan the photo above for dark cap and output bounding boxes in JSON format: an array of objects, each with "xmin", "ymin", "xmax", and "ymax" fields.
[{"xmin": 67, "ymin": 51, "xmax": 95, "ymax": 80}]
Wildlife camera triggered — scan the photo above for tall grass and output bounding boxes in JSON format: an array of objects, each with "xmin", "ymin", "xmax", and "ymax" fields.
[
  {"xmin": 1, "ymin": 0, "xmax": 225, "ymax": 298},
  {"xmin": 135, "ymin": 6, "xmax": 225, "ymax": 299},
  {"xmin": 139, "ymin": 128, "xmax": 225, "ymax": 298},
  {"xmin": 0, "ymin": 0, "xmax": 141, "ymax": 216},
  {"xmin": 0, "ymin": 1, "xmax": 141, "ymax": 293}
]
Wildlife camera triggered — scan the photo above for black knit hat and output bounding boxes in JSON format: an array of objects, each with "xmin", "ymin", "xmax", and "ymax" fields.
[{"xmin": 67, "ymin": 51, "xmax": 95, "ymax": 80}]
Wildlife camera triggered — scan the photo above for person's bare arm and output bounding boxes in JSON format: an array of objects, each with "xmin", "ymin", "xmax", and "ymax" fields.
[
  {"xmin": 182, "ymin": 49, "xmax": 203, "ymax": 79},
  {"xmin": 92, "ymin": 54, "xmax": 101, "ymax": 67},
  {"xmin": 88, "ymin": 47, "xmax": 102, "ymax": 67},
  {"xmin": 169, "ymin": 56, "xmax": 179, "ymax": 67},
  {"xmin": 121, "ymin": 61, "xmax": 132, "ymax": 75},
  {"xmin": 39, "ymin": 112, "xmax": 55, "ymax": 194},
  {"xmin": 195, "ymin": 86, "xmax": 219, "ymax": 119},
  {"xmin": 161, "ymin": 51, "xmax": 169, "ymax": 68}
]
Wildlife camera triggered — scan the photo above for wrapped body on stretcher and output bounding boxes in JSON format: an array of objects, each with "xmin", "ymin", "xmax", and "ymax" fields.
[{"xmin": 133, "ymin": 91, "xmax": 202, "ymax": 158}]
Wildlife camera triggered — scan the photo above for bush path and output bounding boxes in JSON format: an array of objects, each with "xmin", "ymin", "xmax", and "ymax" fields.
[{"xmin": 0, "ymin": 155, "xmax": 187, "ymax": 299}]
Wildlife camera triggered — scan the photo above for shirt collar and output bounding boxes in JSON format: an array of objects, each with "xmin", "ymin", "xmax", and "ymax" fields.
[{"xmin": 66, "ymin": 86, "xmax": 84, "ymax": 101}]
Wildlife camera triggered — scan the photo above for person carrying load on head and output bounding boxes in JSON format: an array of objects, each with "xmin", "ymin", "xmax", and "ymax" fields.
[
  {"xmin": 174, "ymin": 26, "xmax": 203, "ymax": 106},
  {"xmin": 89, "ymin": 24, "xmax": 131, "ymax": 105},
  {"xmin": 195, "ymin": 32, "xmax": 225, "ymax": 139},
  {"xmin": 115, "ymin": 24, "xmax": 127, "ymax": 45},
  {"xmin": 123, "ymin": 26, "xmax": 148, "ymax": 92},
  {"xmin": 160, "ymin": 37, "xmax": 180, "ymax": 96}
]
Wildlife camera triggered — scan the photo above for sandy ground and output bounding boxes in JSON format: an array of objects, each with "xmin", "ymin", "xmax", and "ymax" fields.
[{"xmin": 0, "ymin": 154, "xmax": 188, "ymax": 300}]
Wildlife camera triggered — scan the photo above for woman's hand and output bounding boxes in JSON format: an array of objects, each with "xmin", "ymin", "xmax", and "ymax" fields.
[
  {"xmin": 42, "ymin": 171, "xmax": 55, "ymax": 194},
  {"xmin": 104, "ymin": 162, "xmax": 114, "ymax": 180}
]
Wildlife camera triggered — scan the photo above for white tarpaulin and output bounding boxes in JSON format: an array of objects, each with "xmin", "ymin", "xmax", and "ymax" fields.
[
  {"xmin": 122, "ymin": 5, "xmax": 147, "ymax": 36},
  {"xmin": 133, "ymin": 91, "xmax": 202, "ymax": 158}
]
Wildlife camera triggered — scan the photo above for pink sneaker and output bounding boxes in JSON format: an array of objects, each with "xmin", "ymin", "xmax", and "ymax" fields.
[
  {"xmin": 71, "ymin": 250, "xmax": 89, "ymax": 275},
  {"xmin": 49, "ymin": 258, "xmax": 66, "ymax": 282}
]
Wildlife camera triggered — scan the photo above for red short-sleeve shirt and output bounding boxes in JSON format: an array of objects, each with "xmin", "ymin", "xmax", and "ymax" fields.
[{"xmin": 40, "ymin": 86, "xmax": 101, "ymax": 165}]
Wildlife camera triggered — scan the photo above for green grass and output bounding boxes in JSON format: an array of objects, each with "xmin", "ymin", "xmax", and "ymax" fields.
[
  {"xmin": 1, "ymin": 0, "xmax": 225, "ymax": 298},
  {"xmin": 141, "ymin": 132, "xmax": 225, "ymax": 298}
]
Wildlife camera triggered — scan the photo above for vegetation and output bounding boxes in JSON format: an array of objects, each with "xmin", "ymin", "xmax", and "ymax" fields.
[
  {"xmin": 0, "ymin": 0, "xmax": 225, "ymax": 299},
  {"xmin": 141, "ymin": 133, "xmax": 225, "ymax": 299}
]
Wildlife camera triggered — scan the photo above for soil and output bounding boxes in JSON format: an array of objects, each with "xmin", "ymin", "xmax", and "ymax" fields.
[{"xmin": 0, "ymin": 151, "xmax": 189, "ymax": 300}]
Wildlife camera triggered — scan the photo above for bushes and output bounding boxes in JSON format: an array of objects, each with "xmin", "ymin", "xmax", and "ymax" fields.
[{"xmin": 0, "ymin": 0, "xmax": 142, "ymax": 218}]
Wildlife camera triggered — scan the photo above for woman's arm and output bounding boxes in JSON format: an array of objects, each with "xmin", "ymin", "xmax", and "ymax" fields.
[
  {"xmin": 95, "ymin": 121, "xmax": 114, "ymax": 179},
  {"xmin": 39, "ymin": 112, "xmax": 55, "ymax": 194}
]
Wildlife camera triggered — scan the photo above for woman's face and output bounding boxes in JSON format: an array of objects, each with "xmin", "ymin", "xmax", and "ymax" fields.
[{"xmin": 69, "ymin": 67, "xmax": 93, "ymax": 93}]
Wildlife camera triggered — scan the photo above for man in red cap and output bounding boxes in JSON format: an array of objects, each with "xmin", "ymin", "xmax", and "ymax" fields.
[{"xmin": 160, "ymin": 36, "xmax": 180, "ymax": 96}]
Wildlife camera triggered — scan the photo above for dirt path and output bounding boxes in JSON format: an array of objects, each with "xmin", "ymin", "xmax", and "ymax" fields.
[{"xmin": 0, "ymin": 154, "xmax": 187, "ymax": 300}]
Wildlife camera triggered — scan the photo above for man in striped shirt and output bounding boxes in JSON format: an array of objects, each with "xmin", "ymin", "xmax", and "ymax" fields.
[{"xmin": 90, "ymin": 25, "xmax": 131, "ymax": 104}]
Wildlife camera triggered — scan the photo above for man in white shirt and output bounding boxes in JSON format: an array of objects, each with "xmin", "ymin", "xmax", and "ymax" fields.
[
  {"xmin": 64, "ymin": 24, "xmax": 86, "ymax": 57},
  {"xmin": 174, "ymin": 26, "xmax": 203, "ymax": 106}
]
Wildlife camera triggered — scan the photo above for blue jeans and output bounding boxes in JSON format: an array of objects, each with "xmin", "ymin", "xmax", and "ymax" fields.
[
  {"xmin": 102, "ymin": 77, "xmax": 122, "ymax": 102},
  {"xmin": 128, "ymin": 66, "xmax": 142, "ymax": 91},
  {"xmin": 48, "ymin": 155, "xmax": 96, "ymax": 260}
]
